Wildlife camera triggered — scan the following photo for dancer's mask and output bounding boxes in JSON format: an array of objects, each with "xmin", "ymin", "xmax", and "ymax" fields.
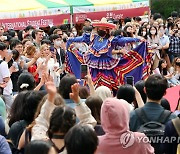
[{"xmin": 98, "ymin": 30, "xmax": 106, "ymax": 37}]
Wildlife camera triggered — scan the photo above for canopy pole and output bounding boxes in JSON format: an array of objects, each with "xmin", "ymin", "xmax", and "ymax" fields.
[{"xmin": 70, "ymin": 6, "xmax": 73, "ymax": 28}]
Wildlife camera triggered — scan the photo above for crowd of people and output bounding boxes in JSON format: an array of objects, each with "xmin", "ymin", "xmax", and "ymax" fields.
[{"xmin": 0, "ymin": 10, "xmax": 179, "ymax": 154}]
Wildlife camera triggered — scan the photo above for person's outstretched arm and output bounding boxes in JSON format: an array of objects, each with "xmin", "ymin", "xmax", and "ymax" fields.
[
  {"xmin": 31, "ymin": 76, "xmax": 56, "ymax": 141},
  {"xmin": 70, "ymin": 83, "xmax": 97, "ymax": 129},
  {"xmin": 112, "ymin": 35, "xmax": 141, "ymax": 46},
  {"xmin": 67, "ymin": 33, "xmax": 91, "ymax": 48}
]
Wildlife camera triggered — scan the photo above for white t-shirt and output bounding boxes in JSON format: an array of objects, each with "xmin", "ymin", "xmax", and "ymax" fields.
[
  {"xmin": 37, "ymin": 57, "xmax": 60, "ymax": 87},
  {"xmin": 48, "ymin": 58, "xmax": 60, "ymax": 87},
  {"xmin": 37, "ymin": 57, "xmax": 46, "ymax": 78},
  {"xmin": 0, "ymin": 59, "xmax": 12, "ymax": 95}
]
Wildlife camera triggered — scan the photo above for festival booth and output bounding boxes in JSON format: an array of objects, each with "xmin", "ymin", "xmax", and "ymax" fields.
[
  {"xmin": 0, "ymin": 0, "xmax": 71, "ymax": 30},
  {"xmin": 0, "ymin": 0, "xmax": 149, "ymax": 30}
]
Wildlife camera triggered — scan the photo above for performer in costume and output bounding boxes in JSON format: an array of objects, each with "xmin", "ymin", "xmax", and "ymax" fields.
[{"xmin": 66, "ymin": 18, "xmax": 146, "ymax": 92}]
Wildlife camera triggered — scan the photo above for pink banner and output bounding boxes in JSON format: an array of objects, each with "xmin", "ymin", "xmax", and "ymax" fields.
[
  {"xmin": 74, "ymin": 7, "xmax": 149, "ymax": 23},
  {"xmin": 0, "ymin": 14, "xmax": 70, "ymax": 30}
]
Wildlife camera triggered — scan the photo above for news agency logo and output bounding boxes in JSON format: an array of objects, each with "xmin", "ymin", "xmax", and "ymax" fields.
[
  {"xmin": 120, "ymin": 132, "xmax": 135, "ymax": 148},
  {"xmin": 137, "ymin": 136, "xmax": 180, "ymax": 144},
  {"xmin": 120, "ymin": 132, "xmax": 180, "ymax": 148}
]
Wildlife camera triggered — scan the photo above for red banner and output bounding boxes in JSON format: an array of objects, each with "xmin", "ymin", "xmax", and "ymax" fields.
[
  {"xmin": 0, "ymin": 14, "xmax": 70, "ymax": 30},
  {"xmin": 0, "ymin": 7, "xmax": 149, "ymax": 30},
  {"xmin": 74, "ymin": 7, "xmax": 149, "ymax": 23}
]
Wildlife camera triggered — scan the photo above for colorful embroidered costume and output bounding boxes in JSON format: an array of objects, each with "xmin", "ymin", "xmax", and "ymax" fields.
[{"xmin": 66, "ymin": 33, "xmax": 148, "ymax": 91}]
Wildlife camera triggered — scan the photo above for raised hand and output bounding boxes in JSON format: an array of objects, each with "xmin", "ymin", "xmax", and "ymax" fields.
[
  {"xmin": 34, "ymin": 71, "xmax": 52, "ymax": 91},
  {"xmin": 45, "ymin": 81, "xmax": 57, "ymax": 95},
  {"xmin": 44, "ymin": 71, "xmax": 53, "ymax": 82},
  {"xmin": 84, "ymin": 68, "xmax": 95, "ymax": 95},
  {"xmin": 69, "ymin": 83, "xmax": 80, "ymax": 104},
  {"xmin": 45, "ymin": 80, "xmax": 57, "ymax": 103},
  {"xmin": 34, "ymin": 51, "xmax": 41, "ymax": 60},
  {"xmin": 84, "ymin": 68, "xmax": 93, "ymax": 85},
  {"xmin": 39, "ymin": 72, "xmax": 46, "ymax": 85}
]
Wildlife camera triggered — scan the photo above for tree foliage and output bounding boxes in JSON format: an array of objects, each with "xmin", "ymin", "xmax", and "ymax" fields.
[{"xmin": 151, "ymin": 0, "xmax": 180, "ymax": 18}]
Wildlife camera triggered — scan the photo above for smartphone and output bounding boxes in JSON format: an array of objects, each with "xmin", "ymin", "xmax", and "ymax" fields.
[
  {"xmin": 50, "ymin": 46, "xmax": 55, "ymax": 53},
  {"xmin": 126, "ymin": 76, "xmax": 134, "ymax": 86},
  {"xmin": 81, "ymin": 64, "xmax": 88, "ymax": 79}
]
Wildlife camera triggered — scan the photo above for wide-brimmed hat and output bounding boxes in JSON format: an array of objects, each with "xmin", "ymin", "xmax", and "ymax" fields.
[{"xmin": 92, "ymin": 17, "xmax": 116, "ymax": 29}]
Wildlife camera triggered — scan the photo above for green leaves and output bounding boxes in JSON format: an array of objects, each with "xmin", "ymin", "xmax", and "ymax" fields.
[{"xmin": 151, "ymin": 0, "xmax": 180, "ymax": 18}]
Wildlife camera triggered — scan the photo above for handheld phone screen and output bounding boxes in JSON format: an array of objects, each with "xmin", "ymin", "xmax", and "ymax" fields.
[
  {"xmin": 81, "ymin": 64, "xmax": 88, "ymax": 79},
  {"xmin": 126, "ymin": 76, "xmax": 134, "ymax": 86},
  {"xmin": 50, "ymin": 46, "xmax": 55, "ymax": 53}
]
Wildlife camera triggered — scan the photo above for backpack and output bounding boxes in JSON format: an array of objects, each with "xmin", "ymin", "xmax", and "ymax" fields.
[
  {"xmin": 135, "ymin": 108, "xmax": 171, "ymax": 154},
  {"xmin": 7, "ymin": 139, "xmax": 24, "ymax": 154},
  {"xmin": 7, "ymin": 127, "xmax": 31, "ymax": 154},
  {"xmin": 172, "ymin": 117, "xmax": 180, "ymax": 154}
]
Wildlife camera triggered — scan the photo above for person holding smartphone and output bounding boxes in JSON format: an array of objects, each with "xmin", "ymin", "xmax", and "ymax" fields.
[{"xmin": 37, "ymin": 44, "xmax": 60, "ymax": 88}]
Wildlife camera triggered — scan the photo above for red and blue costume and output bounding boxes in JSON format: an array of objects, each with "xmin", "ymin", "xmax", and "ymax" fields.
[{"xmin": 66, "ymin": 33, "xmax": 149, "ymax": 91}]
